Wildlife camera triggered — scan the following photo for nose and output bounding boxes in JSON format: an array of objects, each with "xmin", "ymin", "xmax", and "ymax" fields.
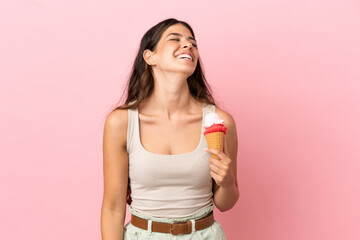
[{"xmin": 183, "ymin": 41, "xmax": 193, "ymax": 49}]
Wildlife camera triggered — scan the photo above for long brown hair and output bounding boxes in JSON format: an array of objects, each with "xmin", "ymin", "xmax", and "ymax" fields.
[{"xmin": 109, "ymin": 18, "xmax": 216, "ymax": 113}]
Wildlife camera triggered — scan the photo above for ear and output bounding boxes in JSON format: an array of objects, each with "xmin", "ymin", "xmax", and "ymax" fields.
[{"xmin": 143, "ymin": 49, "xmax": 154, "ymax": 65}]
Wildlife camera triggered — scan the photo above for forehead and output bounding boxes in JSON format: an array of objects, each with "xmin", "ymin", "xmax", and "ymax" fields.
[{"xmin": 163, "ymin": 24, "xmax": 193, "ymax": 38}]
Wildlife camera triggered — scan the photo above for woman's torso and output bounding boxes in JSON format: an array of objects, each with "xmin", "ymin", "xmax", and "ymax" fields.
[{"xmin": 126, "ymin": 100, "xmax": 215, "ymax": 218}]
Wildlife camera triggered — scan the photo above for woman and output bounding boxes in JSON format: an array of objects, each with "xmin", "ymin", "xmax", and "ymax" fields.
[{"xmin": 101, "ymin": 18, "xmax": 239, "ymax": 240}]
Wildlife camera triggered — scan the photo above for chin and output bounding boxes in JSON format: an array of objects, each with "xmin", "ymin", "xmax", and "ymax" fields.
[
  {"xmin": 179, "ymin": 69, "xmax": 196, "ymax": 78},
  {"xmin": 163, "ymin": 62, "xmax": 196, "ymax": 75},
  {"xmin": 177, "ymin": 64, "xmax": 196, "ymax": 72}
]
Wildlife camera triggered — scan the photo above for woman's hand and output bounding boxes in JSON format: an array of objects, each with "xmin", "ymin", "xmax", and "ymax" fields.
[{"xmin": 205, "ymin": 135, "xmax": 236, "ymax": 189}]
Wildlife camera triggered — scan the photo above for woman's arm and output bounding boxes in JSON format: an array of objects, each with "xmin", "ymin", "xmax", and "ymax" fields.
[
  {"xmin": 101, "ymin": 110, "xmax": 129, "ymax": 240},
  {"xmin": 209, "ymin": 108, "xmax": 239, "ymax": 212}
]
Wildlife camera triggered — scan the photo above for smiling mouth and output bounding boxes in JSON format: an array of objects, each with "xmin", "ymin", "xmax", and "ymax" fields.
[
  {"xmin": 177, "ymin": 57, "xmax": 193, "ymax": 62},
  {"xmin": 175, "ymin": 53, "xmax": 194, "ymax": 62},
  {"xmin": 175, "ymin": 56, "xmax": 194, "ymax": 63}
]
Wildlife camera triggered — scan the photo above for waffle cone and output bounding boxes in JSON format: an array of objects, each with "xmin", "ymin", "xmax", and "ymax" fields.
[{"xmin": 205, "ymin": 131, "xmax": 224, "ymax": 160}]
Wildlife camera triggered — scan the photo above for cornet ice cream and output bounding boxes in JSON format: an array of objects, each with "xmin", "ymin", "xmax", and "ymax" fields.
[{"xmin": 203, "ymin": 112, "xmax": 227, "ymax": 160}]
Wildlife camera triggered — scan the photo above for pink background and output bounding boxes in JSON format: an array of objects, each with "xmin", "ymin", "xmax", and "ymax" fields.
[{"xmin": 1, "ymin": 0, "xmax": 359, "ymax": 239}]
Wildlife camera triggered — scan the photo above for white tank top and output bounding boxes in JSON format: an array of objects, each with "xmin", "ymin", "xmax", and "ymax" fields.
[{"xmin": 126, "ymin": 102, "xmax": 215, "ymax": 218}]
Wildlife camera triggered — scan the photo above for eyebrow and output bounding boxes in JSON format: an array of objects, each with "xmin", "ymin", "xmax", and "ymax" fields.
[{"xmin": 167, "ymin": 33, "xmax": 196, "ymax": 42}]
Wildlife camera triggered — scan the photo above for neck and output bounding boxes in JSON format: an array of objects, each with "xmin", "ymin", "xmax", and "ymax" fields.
[{"xmin": 143, "ymin": 72, "xmax": 197, "ymax": 120}]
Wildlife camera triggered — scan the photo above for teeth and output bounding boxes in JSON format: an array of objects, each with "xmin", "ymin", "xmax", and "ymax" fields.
[{"xmin": 176, "ymin": 54, "xmax": 192, "ymax": 61}]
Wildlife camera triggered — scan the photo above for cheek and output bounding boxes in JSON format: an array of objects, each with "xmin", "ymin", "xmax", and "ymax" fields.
[{"xmin": 159, "ymin": 49, "xmax": 176, "ymax": 62}]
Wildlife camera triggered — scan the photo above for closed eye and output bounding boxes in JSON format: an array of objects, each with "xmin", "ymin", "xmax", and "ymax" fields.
[{"xmin": 170, "ymin": 39, "xmax": 197, "ymax": 48}]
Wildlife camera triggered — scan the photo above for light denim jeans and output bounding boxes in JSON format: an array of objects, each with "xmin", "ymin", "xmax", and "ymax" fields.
[{"xmin": 123, "ymin": 203, "xmax": 227, "ymax": 240}]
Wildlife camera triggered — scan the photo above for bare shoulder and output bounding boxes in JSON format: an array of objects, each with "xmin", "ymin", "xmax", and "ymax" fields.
[
  {"xmin": 103, "ymin": 108, "xmax": 128, "ymax": 151},
  {"xmin": 105, "ymin": 108, "xmax": 128, "ymax": 128}
]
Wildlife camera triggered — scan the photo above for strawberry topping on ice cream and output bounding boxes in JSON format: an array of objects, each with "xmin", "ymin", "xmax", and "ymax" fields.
[{"xmin": 204, "ymin": 124, "xmax": 227, "ymax": 135}]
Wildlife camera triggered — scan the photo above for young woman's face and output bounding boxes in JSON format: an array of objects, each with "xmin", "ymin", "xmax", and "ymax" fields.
[{"xmin": 147, "ymin": 23, "xmax": 199, "ymax": 76}]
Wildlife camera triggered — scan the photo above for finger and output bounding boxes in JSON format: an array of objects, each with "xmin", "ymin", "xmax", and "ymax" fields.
[
  {"xmin": 209, "ymin": 157, "xmax": 229, "ymax": 170},
  {"xmin": 210, "ymin": 171, "xmax": 221, "ymax": 182},
  {"xmin": 209, "ymin": 163, "xmax": 223, "ymax": 175},
  {"xmin": 210, "ymin": 171, "xmax": 225, "ymax": 186},
  {"xmin": 209, "ymin": 162, "xmax": 229, "ymax": 177},
  {"xmin": 206, "ymin": 148, "xmax": 231, "ymax": 165},
  {"xmin": 205, "ymin": 148, "xmax": 225, "ymax": 159}
]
